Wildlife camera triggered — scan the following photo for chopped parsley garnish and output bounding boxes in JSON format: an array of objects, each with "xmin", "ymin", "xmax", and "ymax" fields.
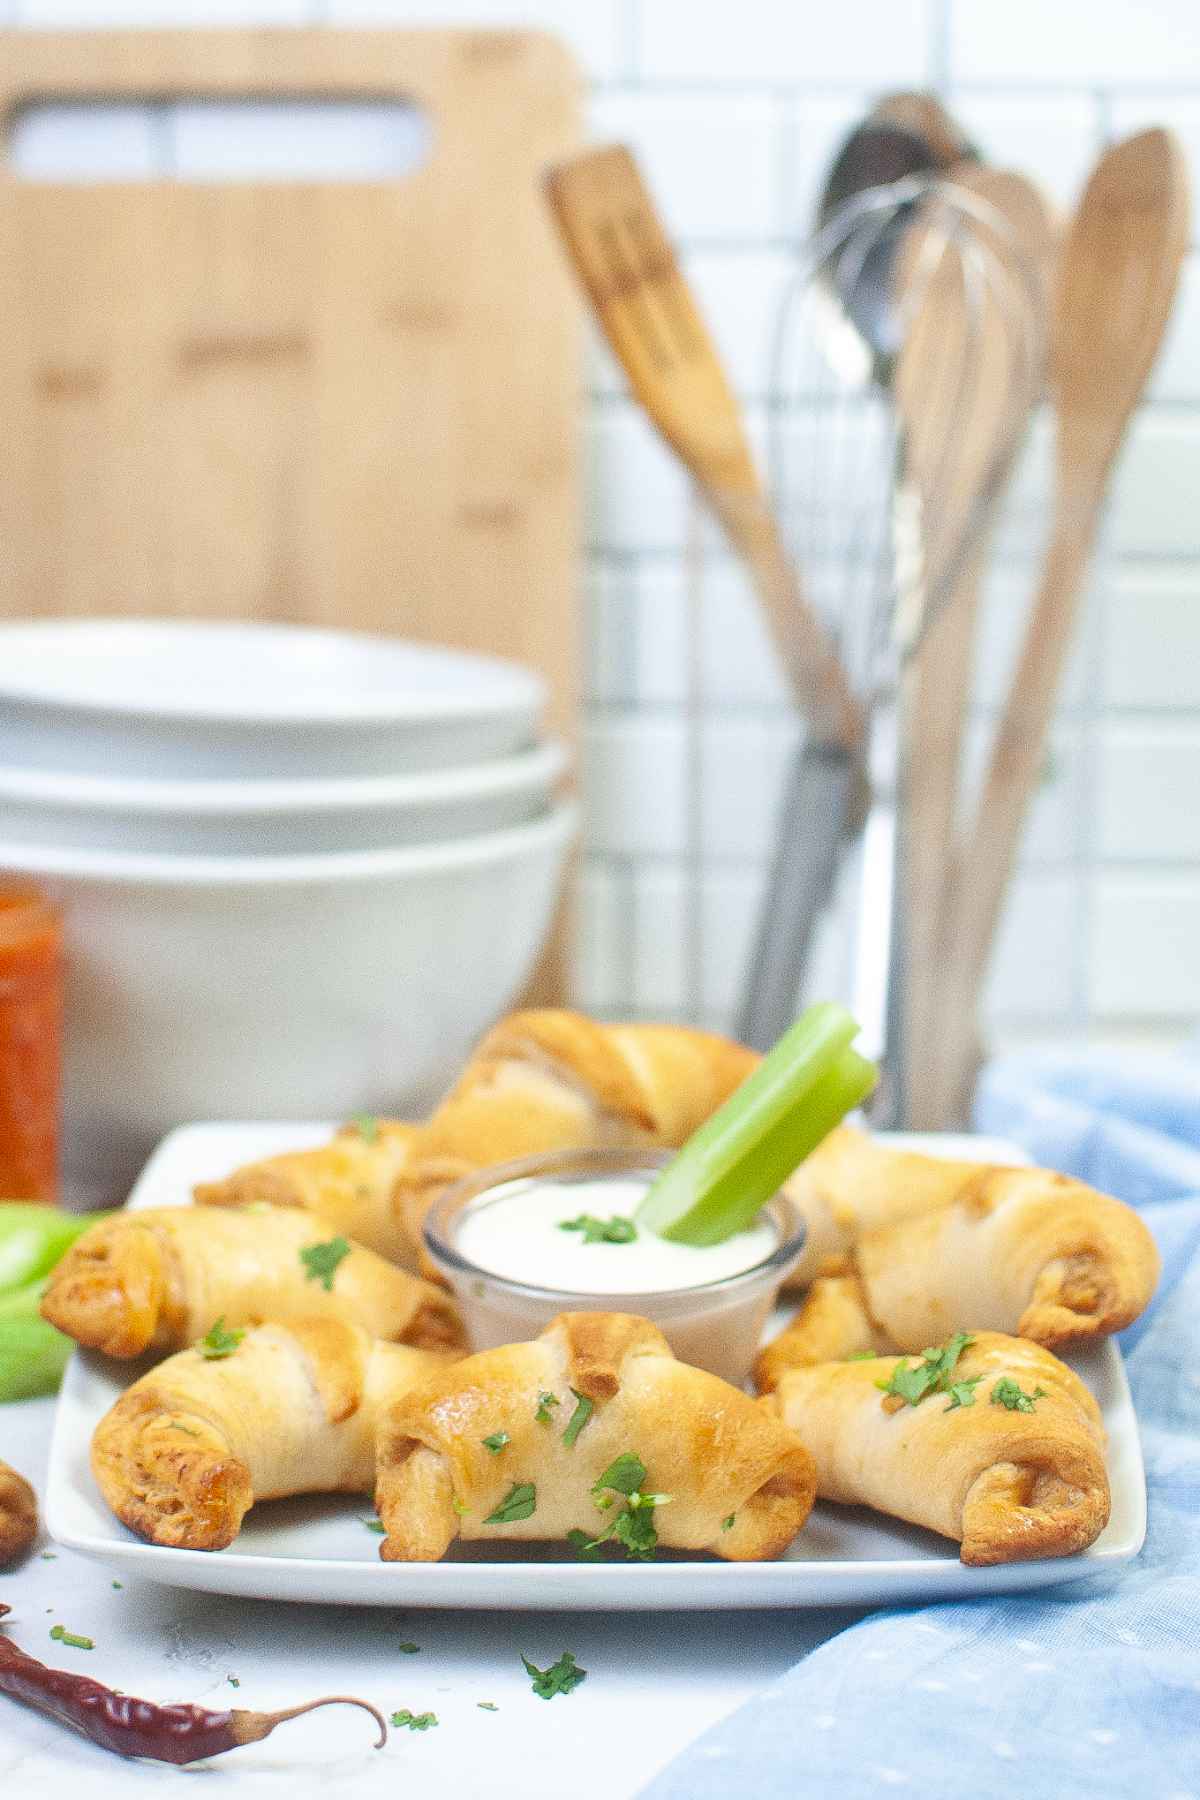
[
  {"xmin": 562, "ymin": 1389, "xmax": 594, "ymax": 1448},
  {"xmin": 299, "ymin": 1235, "xmax": 351, "ymax": 1292},
  {"xmin": 944, "ymin": 1378, "xmax": 983, "ymax": 1412},
  {"xmin": 111, "ymin": 1582, "xmax": 122, "ymax": 1591},
  {"xmin": 558, "ymin": 1213, "xmax": 637, "ymax": 1245},
  {"xmin": 991, "ymin": 1377, "xmax": 1048, "ymax": 1413},
  {"xmin": 485, "ymin": 1482, "xmax": 537, "ymax": 1525},
  {"xmin": 398, "ymin": 1642, "xmax": 420, "ymax": 1655},
  {"xmin": 227, "ymin": 1675, "xmax": 240, "ymax": 1688},
  {"xmin": 452, "ymin": 1495, "xmax": 468, "ymax": 1517},
  {"xmin": 391, "ymin": 1710, "xmax": 437, "ymax": 1731},
  {"xmin": 477, "ymin": 1701, "xmax": 499, "ymax": 1712},
  {"xmin": 363, "ymin": 1517, "xmax": 386, "ymax": 1533},
  {"xmin": 199, "ymin": 1316, "xmax": 245, "ymax": 1360},
  {"xmin": 40, "ymin": 1552, "xmax": 56, "ymax": 1561},
  {"xmin": 49, "ymin": 1625, "xmax": 93, "ymax": 1651},
  {"xmin": 522, "ymin": 1651, "xmax": 586, "ymax": 1700},
  {"xmin": 353, "ymin": 1112, "xmax": 379, "ymax": 1144},
  {"xmin": 567, "ymin": 1527, "xmax": 604, "ymax": 1562},
  {"xmin": 592, "ymin": 1452, "xmax": 646, "ymax": 1497},
  {"xmin": 847, "ymin": 1349, "xmax": 880, "ymax": 1360},
  {"xmin": 877, "ymin": 1332, "xmax": 976, "ymax": 1408},
  {"xmin": 169, "ymin": 1421, "xmax": 200, "ymax": 1437},
  {"xmin": 721, "ymin": 1514, "xmax": 736, "ymax": 1532},
  {"xmin": 583, "ymin": 1452, "xmax": 670, "ymax": 1561},
  {"xmin": 609, "ymin": 1497, "xmax": 666, "ymax": 1561},
  {"xmin": 535, "ymin": 1391, "xmax": 561, "ymax": 1424},
  {"xmin": 482, "ymin": 1432, "xmax": 511, "ymax": 1455}
]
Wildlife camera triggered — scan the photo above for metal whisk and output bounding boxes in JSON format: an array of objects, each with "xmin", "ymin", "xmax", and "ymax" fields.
[{"xmin": 738, "ymin": 172, "xmax": 1046, "ymax": 1123}]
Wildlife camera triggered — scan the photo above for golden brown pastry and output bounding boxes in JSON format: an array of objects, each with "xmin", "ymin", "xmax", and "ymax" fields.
[
  {"xmin": 92, "ymin": 1319, "xmax": 450, "ymax": 1550},
  {"xmin": 783, "ymin": 1127, "xmax": 1159, "ymax": 1345},
  {"xmin": 41, "ymin": 1207, "xmax": 463, "ymax": 1360},
  {"xmin": 192, "ymin": 1013, "xmax": 757, "ymax": 1274},
  {"xmin": 375, "ymin": 1312, "xmax": 815, "ymax": 1564},
  {"xmin": 768, "ymin": 1331, "xmax": 1109, "ymax": 1565},
  {"xmin": 783, "ymin": 1125, "xmax": 1012, "ymax": 1285},
  {"xmin": 854, "ymin": 1164, "xmax": 1159, "ymax": 1350},
  {"xmin": 755, "ymin": 1269, "xmax": 887, "ymax": 1391},
  {"xmin": 193, "ymin": 1120, "xmax": 418, "ymax": 1264},
  {"xmin": 0, "ymin": 1459, "xmax": 37, "ymax": 1566},
  {"xmin": 393, "ymin": 1011, "xmax": 759, "ymax": 1260},
  {"xmin": 759, "ymin": 1169, "xmax": 1159, "ymax": 1388}
]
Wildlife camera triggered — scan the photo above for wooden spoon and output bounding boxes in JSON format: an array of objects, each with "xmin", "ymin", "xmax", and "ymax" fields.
[
  {"xmin": 900, "ymin": 167, "xmax": 1056, "ymax": 1128},
  {"xmin": 933, "ymin": 128, "xmax": 1190, "ymax": 1121}
]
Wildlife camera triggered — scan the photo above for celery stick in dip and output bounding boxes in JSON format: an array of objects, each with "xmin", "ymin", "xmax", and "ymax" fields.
[{"xmin": 637, "ymin": 1003, "xmax": 877, "ymax": 1247}]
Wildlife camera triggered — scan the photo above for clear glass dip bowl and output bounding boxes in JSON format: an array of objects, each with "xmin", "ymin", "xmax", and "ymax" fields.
[{"xmin": 423, "ymin": 1147, "xmax": 808, "ymax": 1386}]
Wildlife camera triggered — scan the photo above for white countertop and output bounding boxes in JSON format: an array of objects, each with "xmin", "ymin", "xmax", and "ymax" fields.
[{"xmin": 1, "ymin": 1394, "xmax": 863, "ymax": 1800}]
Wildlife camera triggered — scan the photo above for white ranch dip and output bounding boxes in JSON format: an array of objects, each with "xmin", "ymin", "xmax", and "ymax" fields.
[{"xmin": 454, "ymin": 1173, "xmax": 778, "ymax": 1294}]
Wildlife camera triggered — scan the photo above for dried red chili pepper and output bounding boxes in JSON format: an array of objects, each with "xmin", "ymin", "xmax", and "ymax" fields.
[{"xmin": 0, "ymin": 1604, "xmax": 386, "ymax": 1764}]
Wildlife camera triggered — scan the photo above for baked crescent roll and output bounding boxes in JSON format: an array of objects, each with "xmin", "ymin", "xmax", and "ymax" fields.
[
  {"xmin": 768, "ymin": 1332, "xmax": 1109, "ymax": 1565},
  {"xmin": 41, "ymin": 1207, "xmax": 463, "ymax": 1360},
  {"xmin": 0, "ymin": 1459, "xmax": 37, "ymax": 1566},
  {"xmin": 91, "ymin": 1319, "xmax": 450, "ymax": 1550},
  {"xmin": 393, "ymin": 1011, "xmax": 759, "ymax": 1260},
  {"xmin": 375, "ymin": 1312, "xmax": 815, "ymax": 1564},
  {"xmin": 783, "ymin": 1128, "xmax": 1159, "ymax": 1344},
  {"xmin": 191, "ymin": 1013, "xmax": 756, "ymax": 1273},
  {"xmin": 854, "ymin": 1164, "xmax": 1159, "ymax": 1350},
  {"xmin": 193, "ymin": 1120, "xmax": 419, "ymax": 1265},
  {"xmin": 783, "ymin": 1125, "xmax": 1013, "ymax": 1285},
  {"xmin": 758, "ymin": 1169, "xmax": 1159, "ymax": 1387},
  {"xmin": 755, "ymin": 1270, "xmax": 889, "ymax": 1391}
]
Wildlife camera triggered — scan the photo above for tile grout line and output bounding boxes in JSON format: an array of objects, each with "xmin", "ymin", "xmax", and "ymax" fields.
[
  {"xmin": 931, "ymin": 0, "xmax": 954, "ymax": 90},
  {"xmin": 615, "ymin": 554, "xmax": 641, "ymax": 1013},
  {"xmin": 619, "ymin": 0, "xmax": 641, "ymax": 85},
  {"xmin": 683, "ymin": 492, "xmax": 707, "ymax": 1025},
  {"xmin": 1066, "ymin": 87, "xmax": 1115, "ymax": 1033}
]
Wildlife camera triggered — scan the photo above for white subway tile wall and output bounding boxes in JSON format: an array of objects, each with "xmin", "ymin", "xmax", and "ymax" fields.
[{"xmin": 7, "ymin": 0, "xmax": 1200, "ymax": 1050}]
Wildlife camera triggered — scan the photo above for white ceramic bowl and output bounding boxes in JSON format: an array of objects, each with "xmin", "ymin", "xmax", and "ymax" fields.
[
  {"xmin": 2, "ymin": 803, "xmax": 576, "ymax": 1208},
  {"xmin": 0, "ymin": 741, "xmax": 566, "ymax": 855},
  {"xmin": 0, "ymin": 618, "xmax": 545, "ymax": 777}
]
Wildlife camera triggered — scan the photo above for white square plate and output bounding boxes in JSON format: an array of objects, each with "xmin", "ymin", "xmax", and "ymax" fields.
[{"xmin": 46, "ymin": 1123, "xmax": 1146, "ymax": 1610}]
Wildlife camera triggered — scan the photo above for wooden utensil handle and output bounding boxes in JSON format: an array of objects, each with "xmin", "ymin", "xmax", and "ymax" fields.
[
  {"xmin": 901, "ymin": 543, "xmax": 986, "ymax": 1128},
  {"xmin": 934, "ymin": 497, "xmax": 1099, "ymax": 1113},
  {"xmin": 711, "ymin": 489, "xmax": 865, "ymax": 752}
]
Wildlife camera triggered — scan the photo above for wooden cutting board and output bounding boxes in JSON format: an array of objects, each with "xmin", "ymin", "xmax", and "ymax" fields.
[{"xmin": 0, "ymin": 28, "xmax": 582, "ymax": 995}]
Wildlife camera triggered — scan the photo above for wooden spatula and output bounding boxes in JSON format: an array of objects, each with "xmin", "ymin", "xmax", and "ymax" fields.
[
  {"xmin": 546, "ymin": 144, "xmax": 863, "ymax": 753},
  {"xmin": 934, "ymin": 128, "xmax": 1190, "ymax": 1120},
  {"xmin": 900, "ymin": 167, "xmax": 1056, "ymax": 1127}
]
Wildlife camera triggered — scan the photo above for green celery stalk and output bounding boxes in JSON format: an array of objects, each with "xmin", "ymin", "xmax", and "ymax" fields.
[
  {"xmin": 0, "ymin": 1206, "xmax": 112, "ymax": 1296},
  {"xmin": 0, "ymin": 1275, "xmax": 73, "ymax": 1401},
  {"xmin": 636, "ymin": 1003, "xmax": 877, "ymax": 1246}
]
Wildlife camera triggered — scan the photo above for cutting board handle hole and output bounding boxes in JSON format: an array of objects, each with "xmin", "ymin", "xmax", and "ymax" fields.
[{"xmin": 10, "ymin": 99, "xmax": 431, "ymax": 183}]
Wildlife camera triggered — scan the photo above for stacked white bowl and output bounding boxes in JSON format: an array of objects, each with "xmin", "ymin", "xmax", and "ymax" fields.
[{"xmin": 0, "ymin": 618, "xmax": 575, "ymax": 1207}]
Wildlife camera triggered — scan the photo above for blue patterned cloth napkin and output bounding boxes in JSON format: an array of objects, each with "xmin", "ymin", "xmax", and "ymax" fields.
[{"xmin": 643, "ymin": 1046, "xmax": 1200, "ymax": 1800}]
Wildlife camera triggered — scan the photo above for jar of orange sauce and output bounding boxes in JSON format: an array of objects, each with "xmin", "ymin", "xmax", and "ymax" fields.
[{"xmin": 0, "ymin": 879, "xmax": 63, "ymax": 1203}]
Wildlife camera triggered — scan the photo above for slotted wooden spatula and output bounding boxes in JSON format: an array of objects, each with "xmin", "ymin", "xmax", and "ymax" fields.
[{"xmin": 546, "ymin": 143, "xmax": 863, "ymax": 752}]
